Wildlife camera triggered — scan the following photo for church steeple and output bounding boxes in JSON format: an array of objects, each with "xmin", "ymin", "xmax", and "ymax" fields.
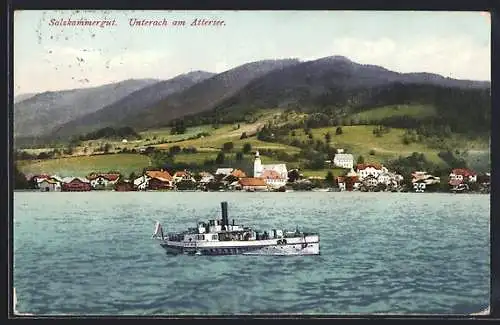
[{"xmin": 253, "ymin": 150, "xmax": 262, "ymax": 177}]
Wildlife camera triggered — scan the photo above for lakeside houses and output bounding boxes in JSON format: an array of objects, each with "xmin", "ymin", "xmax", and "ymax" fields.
[
  {"xmin": 448, "ymin": 168, "xmax": 477, "ymax": 193},
  {"xmin": 234, "ymin": 177, "xmax": 269, "ymax": 192},
  {"xmin": 22, "ymin": 156, "xmax": 490, "ymax": 194},
  {"xmin": 38, "ymin": 177, "xmax": 62, "ymax": 192},
  {"xmin": 229, "ymin": 169, "xmax": 247, "ymax": 179},
  {"xmin": 411, "ymin": 171, "xmax": 440, "ymax": 184},
  {"xmin": 136, "ymin": 170, "xmax": 174, "ymax": 190},
  {"xmin": 87, "ymin": 172, "xmax": 120, "ymax": 190},
  {"xmin": 29, "ymin": 174, "xmax": 63, "ymax": 192},
  {"xmin": 411, "ymin": 171, "xmax": 441, "ymax": 192},
  {"xmin": 133, "ymin": 174, "xmax": 150, "ymax": 190},
  {"xmin": 253, "ymin": 151, "xmax": 288, "ymax": 189},
  {"xmin": 260, "ymin": 170, "xmax": 287, "ymax": 189},
  {"xmin": 337, "ymin": 168, "xmax": 360, "ymax": 191},
  {"xmin": 61, "ymin": 177, "xmax": 92, "ymax": 191},
  {"xmin": 222, "ymin": 169, "xmax": 247, "ymax": 188},
  {"xmin": 215, "ymin": 168, "xmax": 234, "ymax": 177},
  {"xmin": 449, "ymin": 168, "xmax": 477, "ymax": 184},
  {"xmin": 30, "ymin": 174, "xmax": 52, "ymax": 184},
  {"xmin": 332, "ymin": 149, "xmax": 354, "ymax": 169},
  {"xmin": 353, "ymin": 163, "xmax": 403, "ymax": 191},
  {"xmin": 173, "ymin": 170, "xmax": 196, "ymax": 184},
  {"xmin": 356, "ymin": 163, "xmax": 385, "ymax": 180},
  {"xmin": 199, "ymin": 172, "xmax": 215, "ymax": 184}
]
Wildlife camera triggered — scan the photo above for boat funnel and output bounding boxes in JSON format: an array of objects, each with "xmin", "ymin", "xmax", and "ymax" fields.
[{"xmin": 221, "ymin": 201, "xmax": 229, "ymax": 228}]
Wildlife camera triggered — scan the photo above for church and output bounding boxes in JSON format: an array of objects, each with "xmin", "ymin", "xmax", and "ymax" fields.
[{"xmin": 253, "ymin": 151, "xmax": 288, "ymax": 189}]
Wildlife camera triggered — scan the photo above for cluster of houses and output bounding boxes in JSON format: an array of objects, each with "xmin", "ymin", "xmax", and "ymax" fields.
[
  {"xmin": 27, "ymin": 151, "xmax": 290, "ymax": 192},
  {"xmin": 28, "ymin": 149, "xmax": 490, "ymax": 193}
]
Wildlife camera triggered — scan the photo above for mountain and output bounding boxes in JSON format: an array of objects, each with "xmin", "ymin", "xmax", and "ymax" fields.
[
  {"xmin": 14, "ymin": 93, "xmax": 37, "ymax": 104},
  {"xmin": 117, "ymin": 59, "xmax": 300, "ymax": 130},
  {"xmin": 182, "ymin": 56, "xmax": 490, "ymax": 134},
  {"xmin": 50, "ymin": 71, "xmax": 215, "ymax": 137},
  {"xmin": 14, "ymin": 78, "xmax": 159, "ymax": 138}
]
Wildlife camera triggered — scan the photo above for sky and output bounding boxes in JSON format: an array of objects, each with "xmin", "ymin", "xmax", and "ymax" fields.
[{"xmin": 14, "ymin": 10, "xmax": 491, "ymax": 95}]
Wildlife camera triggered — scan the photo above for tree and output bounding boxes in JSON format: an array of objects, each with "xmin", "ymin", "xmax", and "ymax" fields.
[
  {"xmin": 336, "ymin": 127, "xmax": 343, "ymax": 135},
  {"xmin": 215, "ymin": 151, "xmax": 225, "ymax": 164},
  {"xmin": 222, "ymin": 142, "xmax": 234, "ymax": 152},
  {"xmin": 324, "ymin": 132, "xmax": 331, "ymax": 143},
  {"xmin": 168, "ymin": 145, "xmax": 182, "ymax": 155},
  {"xmin": 357, "ymin": 155, "xmax": 365, "ymax": 165},
  {"xmin": 14, "ymin": 164, "xmax": 31, "ymax": 189},
  {"xmin": 288, "ymin": 169, "xmax": 301, "ymax": 182},
  {"xmin": 243, "ymin": 143, "xmax": 252, "ymax": 154},
  {"xmin": 236, "ymin": 152, "xmax": 244, "ymax": 161},
  {"xmin": 171, "ymin": 120, "xmax": 187, "ymax": 135},
  {"xmin": 103, "ymin": 143, "xmax": 111, "ymax": 153},
  {"xmin": 325, "ymin": 171, "xmax": 335, "ymax": 186}
]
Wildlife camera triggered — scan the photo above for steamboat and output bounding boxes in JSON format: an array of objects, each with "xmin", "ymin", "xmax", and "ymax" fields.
[{"xmin": 152, "ymin": 201, "xmax": 320, "ymax": 256}]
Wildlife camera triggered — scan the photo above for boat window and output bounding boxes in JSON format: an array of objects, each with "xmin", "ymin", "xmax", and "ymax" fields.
[
  {"xmin": 210, "ymin": 220, "xmax": 215, "ymax": 226},
  {"xmin": 212, "ymin": 235, "xmax": 218, "ymax": 240}
]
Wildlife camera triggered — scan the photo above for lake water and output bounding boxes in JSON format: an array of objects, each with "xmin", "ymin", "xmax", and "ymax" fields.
[{"xmin": 13, "ymin": 191, "xmax": 490, "ymax": 315}]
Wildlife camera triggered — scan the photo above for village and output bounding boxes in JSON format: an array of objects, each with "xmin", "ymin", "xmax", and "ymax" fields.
[{"xmin": 25, "ymin": 149, "xmax": 491, "ymax": 194}]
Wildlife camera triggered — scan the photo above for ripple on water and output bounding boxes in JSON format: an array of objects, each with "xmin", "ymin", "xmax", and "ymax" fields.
[{"xmin": 13, "ymin": 192, "xmax": 490, "ymax": 315}]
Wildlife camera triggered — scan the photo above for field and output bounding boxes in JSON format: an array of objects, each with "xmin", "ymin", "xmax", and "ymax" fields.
[
  {"xmin": 17, "ymin": 153, "xmax": 151, "ymax": 177},
  {"xmin": 348, "ymin": 104, "xmax": 437, "ymax": 122},
  {"xmin": 288, "ymin": 125, "xmax": 489, "ymax": 166},
  {"xmin": 152, "ymin": 125, "xmax": 301, "ymax": 154}
]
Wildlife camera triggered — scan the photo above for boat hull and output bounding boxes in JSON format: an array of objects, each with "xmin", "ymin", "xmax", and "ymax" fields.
[{"xmin": 159, "ymin": 236, "xmax": 320, "ymax": 256}]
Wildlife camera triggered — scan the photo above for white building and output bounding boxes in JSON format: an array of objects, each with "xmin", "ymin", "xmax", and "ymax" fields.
[
  {"xmin": 253, "ymin": 151, "xmax": 288, "ymax": 180},
  {"xmin": 199, "ymin": 172, "xmax": 215, "ymax": 184},
  {"xmin": 38, "ymin": 178, "xmax": 61, "ymax": 192},
  {"xmin": 133, "ymin": 175, "xmax": 150, "ymax": 191},
  {"xmin": 333, "ymin": 151, "xmax": 354, "ymax": 169},
  {"xmin": 356, "ymin": 164, "xmax": 387, "ymax": 180},
  {"xmin": 215, "ymin": 168, "xmax": 234, "ymax": 176},
  {"xmin": 173, "ymin": 171, "xmax": 196, "ymax": 183},
  {"xmin": 260, "ymin": 170, "xmax": 287, "ymax": 189},
  {"xmin": 449, "ymin": 168, "xmax": 477, "ymax": 183},
  {"xmin": 88, "ymin": 174, "xmax": 120, "ymax": 189},
  {"xmin": 412, "ymin": 171, "xmax": 440, "ymax": 185}
]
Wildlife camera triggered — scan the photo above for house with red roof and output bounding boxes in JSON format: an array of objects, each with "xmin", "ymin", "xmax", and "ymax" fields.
[
  {"xmin": 236, "ymin": 177, "xmax": 269, "ymax": 192},
  {"xmin": 260, "ymin": 169, "xmax": 287, "ymax": 189},
  {"xmin": 449, "ymin": 168, "xmax": 477, "ymax": 184},
  {"xmin": 173, "ymin": 170, "xmax": 196, "ymax": 184},
  {"xmin": 38, "ymin": 178, "xmax": 62, "ymax": 192},
  {"xmin": 336, "ymin": 171, "xmax": 360, "ymax": 192},
  {"xmin": 87, "ymin": 173, "xmax": 121, "ymax": 190},
  {"xmin": 230, "ymin": 169, "xmax": 247, "ymax": 179},
  {"xmin": 135, "ymin": 170, "xmax": 174, "ymax": 190},
  {"xmin": 61, "ymin": 177, "xmax": 92, "ymax": 192},
  {"xmin": 355, "ymin": 163, "xmax": 387, "ymax": 180}
]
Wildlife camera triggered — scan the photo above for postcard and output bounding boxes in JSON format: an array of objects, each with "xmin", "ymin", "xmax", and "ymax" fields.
[{"xmin": 12, "ymin": 10, "xmax": 491, "ymax": 316}]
